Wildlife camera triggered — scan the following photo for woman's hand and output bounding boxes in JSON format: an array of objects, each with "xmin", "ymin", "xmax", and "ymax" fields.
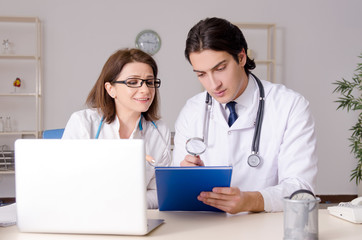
[{"xmin": 146, "ymin": 155, "xmax": 155, "ymax": 165}]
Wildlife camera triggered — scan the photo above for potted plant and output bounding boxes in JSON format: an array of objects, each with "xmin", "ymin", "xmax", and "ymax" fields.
[{"xmin": 333, "ymin": 53, "xmax": 362, "ymax": 187}]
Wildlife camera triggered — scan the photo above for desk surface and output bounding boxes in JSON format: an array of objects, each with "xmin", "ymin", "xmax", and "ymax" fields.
[{"xmin": 1, "ymin": 209, "xmax": 362, "ymax": 240}]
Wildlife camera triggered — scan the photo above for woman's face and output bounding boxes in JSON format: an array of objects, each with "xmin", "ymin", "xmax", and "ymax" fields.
[{"xmin": 105, "ymin": 62, "xmax": 155, "ymax": 117}]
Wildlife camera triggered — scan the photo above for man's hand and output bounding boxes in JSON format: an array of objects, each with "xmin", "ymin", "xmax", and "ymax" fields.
[
  {"xmin": 180, "ymin": 154, "xmax": 205, "ymax": 166},
  {"xmin": 197, "ymin": 187, "xmax": 264, "ymax": 214}
]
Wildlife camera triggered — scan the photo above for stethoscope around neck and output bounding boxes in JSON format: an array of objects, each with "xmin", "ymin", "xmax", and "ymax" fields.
[
  {"xmin": 95, "ymin": 115, "xmax": 156, "ymax": 139},
  {"xmin": 95, "ymin": 114, "xmax": 170, "ymax": 167},
  {"xmin": 185, "ymin": 73, "xmax": 265, "ymax": 167}
]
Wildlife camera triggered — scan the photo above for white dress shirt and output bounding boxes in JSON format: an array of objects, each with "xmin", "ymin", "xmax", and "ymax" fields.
[
  {"xmin": 62, "ymin": 108, "xmax": 171, "ymax": 209},
  {"xmin": 173, "ymin": 75, "xmax": 318, "ymax": 212}
]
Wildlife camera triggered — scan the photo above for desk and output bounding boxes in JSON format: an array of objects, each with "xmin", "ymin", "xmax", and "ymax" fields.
[{"xmin": 1, "ymin": 210, "xmax": 361, "ymax": 240}]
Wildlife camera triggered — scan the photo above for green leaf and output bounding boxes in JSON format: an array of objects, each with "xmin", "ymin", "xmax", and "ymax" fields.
[{"xmin": 334, "ymin": 52, "xmax": 362, "ymax": 184}]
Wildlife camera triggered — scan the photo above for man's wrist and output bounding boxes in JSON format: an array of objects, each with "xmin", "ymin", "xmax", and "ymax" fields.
[{"xmin": 245, "ymin": 191, "xmax": 265, "ymax": 212}]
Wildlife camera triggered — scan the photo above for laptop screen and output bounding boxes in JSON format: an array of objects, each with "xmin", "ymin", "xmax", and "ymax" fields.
[{"xmin": 15, "ymin": 139, "xmax": 158, "ymax": 235}]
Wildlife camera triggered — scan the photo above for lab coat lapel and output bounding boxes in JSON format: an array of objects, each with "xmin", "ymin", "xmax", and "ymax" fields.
[
  {"xmin": 229, "ymin": 74, "xmax": 261, "ymax": 130},
  {"xmin": 210, "ymin": 102, "xmax": 229, "ymax": 128},
  {"xmin": 211, "ymin": 100, "xmax": 257, "ymax": 130},
  {"xmin": 232, "ymin": 98, "xmax": 258, "ymax": 130}
]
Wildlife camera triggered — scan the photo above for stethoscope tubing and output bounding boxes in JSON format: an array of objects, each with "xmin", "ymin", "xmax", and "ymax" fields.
[
  {"xmin": 250, "ymin": 73, "xmax": 265, "ymax": 155},
  {"xmin": 95, "ymin": 116, "xmax": 104, "ymax": 139},
  {"xmin": 203, "ymin": 73, "xmax": 265, "ymax": 166},
  {"xmin": 95, "ymin": 114, "xmax": 171, "ymax": 167}
]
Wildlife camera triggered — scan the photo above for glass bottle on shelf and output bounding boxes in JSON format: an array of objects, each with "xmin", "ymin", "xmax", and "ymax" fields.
[
  {"xmin": 2, "ymin": 39, "xmax": 10, "ymax": 54},
  {"xmin": 4, "ymin": 116, "xmax": 11, "ymax": 132},
  {"xmin": 0, "ymin": 117, "xmax": 4, "ymax": 132}
]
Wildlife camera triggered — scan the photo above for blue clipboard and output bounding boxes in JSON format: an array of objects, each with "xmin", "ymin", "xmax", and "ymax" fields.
[{"xmin": 155, "ymin": 166, "xmax": 233, "ymax": 212}]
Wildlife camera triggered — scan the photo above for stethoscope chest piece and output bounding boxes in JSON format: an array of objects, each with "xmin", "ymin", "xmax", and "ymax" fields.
[{"xmin": 247, "ymin": 153, "xmax": 261, "ymax": 167}]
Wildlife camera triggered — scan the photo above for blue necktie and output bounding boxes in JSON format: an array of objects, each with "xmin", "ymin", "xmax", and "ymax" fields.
[{"xmin": 226, "ymin": 101, "xmax": 238, "ymax": 127}]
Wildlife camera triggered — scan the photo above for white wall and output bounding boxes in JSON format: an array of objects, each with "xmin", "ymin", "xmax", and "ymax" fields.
[{"xmin": 0, "ymin": 0, "xmax": 361, "ymax": 196}]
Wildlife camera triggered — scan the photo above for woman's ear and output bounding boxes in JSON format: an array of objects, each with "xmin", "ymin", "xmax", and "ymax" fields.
[{"xmin": 104, "ymin": 82, "xmax": 116, "ymax": 98}]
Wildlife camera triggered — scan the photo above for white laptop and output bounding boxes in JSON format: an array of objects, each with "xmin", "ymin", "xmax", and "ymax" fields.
[{"xmin": 15, "ymin": 139, "xmax": 164, "ymax": 235}]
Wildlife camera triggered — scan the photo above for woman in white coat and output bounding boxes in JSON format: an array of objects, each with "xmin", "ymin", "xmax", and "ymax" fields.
[{"xmin": 62, "ymin": 48, "xmax": 171, "ymax": 209}]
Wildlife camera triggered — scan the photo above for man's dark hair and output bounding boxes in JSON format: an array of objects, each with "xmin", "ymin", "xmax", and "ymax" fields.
[{"xmin": 185, "ymin": 17, "xmax": 255, "ymax": 75}]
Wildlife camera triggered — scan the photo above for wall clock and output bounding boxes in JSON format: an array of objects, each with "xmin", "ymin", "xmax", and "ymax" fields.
[{"xmin": 135, "ymin": 30, "xmax": 161, "ymax": 55}]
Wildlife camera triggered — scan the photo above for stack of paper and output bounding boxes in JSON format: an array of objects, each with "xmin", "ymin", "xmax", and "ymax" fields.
[{"xmin": 0, "ymin": 203, "xmax": 16, "ymax": 227}]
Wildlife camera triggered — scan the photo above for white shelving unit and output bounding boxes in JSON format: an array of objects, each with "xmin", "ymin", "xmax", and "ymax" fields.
[
  {"xmin": 0, "ymin": 16, "xmax": 42, "ymax": 175},
  {"xmin": 235, "ymin": 23, "xmax": 276, "ymax": 82}
]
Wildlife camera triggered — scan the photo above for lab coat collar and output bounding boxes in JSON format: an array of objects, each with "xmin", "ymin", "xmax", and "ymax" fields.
[
  {"xmin": 109, "ymin": 115, "xmax": 142, "ymax": 139},
  {"xmin": 235, "ymin": 74, "xmax": 256, "ymax": 108},
  {"xmin": 130, "ymin": 115, "xmax": 143, "ymax": 139},
  {"xmin": 212, "ymin": 75, "xmax": 259, "ymax": 130}
]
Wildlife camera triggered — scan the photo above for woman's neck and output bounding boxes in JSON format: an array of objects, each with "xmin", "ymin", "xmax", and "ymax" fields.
[{"xmin": 116, "ymin": 112, "xmax": 141, "ymax": 139}]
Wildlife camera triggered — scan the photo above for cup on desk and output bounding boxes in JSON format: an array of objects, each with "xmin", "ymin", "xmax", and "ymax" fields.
[{"xmin": 283, "ymin": 197, "xmax": 320, "ymax": 240}]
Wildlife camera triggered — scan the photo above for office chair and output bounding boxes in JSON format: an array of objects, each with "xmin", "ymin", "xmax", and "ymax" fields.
[{"xmin": 42, "ymin": 128, "xmax": 65, "ymax": 139}]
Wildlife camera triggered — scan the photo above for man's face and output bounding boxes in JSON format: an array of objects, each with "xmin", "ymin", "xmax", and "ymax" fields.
[{"xmin": 189, "ymin": 49, "xmax": 248, "ymax": 104}]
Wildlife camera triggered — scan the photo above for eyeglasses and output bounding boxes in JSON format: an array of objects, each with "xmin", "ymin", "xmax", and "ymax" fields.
[{"xmin": 112, "ymin": 77, "xmax": 161, "ymax": 88}]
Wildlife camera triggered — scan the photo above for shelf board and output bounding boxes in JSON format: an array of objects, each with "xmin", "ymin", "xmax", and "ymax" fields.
[
  {"xmin": 0, "ymin": 170, "xmax": 15, "ymax": 175},
  {"xmin": 255, "ymin": 59, "xmax": 275, "ymax": 64},
  {"xmin": 236, "ymin": 23, "xmax": 275, "ymax": 29},
  {"xmin": 0, "ymin": 131, "xmax": 38, "ymax": 136},
  {"xmin": 0, "ymin": 55, "xmax": 38, "ymax": 60},
  {"xmin": 0, "ymin": 16, "xmax": 39, "ymax": 23},
  {"xmin": 0, "ymin": 93, "xmax": 38, "ymax": 96}
]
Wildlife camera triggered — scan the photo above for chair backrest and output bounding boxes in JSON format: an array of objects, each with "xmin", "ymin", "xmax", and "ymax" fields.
[{"xmin": 42, "ymin": 129, "xmax": 65, "ymax": 139}]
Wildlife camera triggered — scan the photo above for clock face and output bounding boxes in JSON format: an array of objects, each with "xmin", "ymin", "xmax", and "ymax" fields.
[{"xmin": 135, "ymin": 30, "xmax": 161, "ymax": 55}]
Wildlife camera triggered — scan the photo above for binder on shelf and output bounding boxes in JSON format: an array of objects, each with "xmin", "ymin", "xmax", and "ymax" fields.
[
  {"xmin": 0, "ymin": 149, "xmax": 14, "ymax": 171},
  {"xmin": 155, "ymin": 166, "xmax": 232, "ymax": 212}
]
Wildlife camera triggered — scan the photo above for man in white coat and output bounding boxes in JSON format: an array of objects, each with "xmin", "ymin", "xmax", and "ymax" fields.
[{"xmin": 172, "ymin": 17, "xmax": 317, "ymax": 213}]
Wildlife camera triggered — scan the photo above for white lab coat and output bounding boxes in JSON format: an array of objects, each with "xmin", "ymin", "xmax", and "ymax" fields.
[
  {"xmin": 173, "ymin": 75, "xmax": 317, "ymax": 212},
  {"xmin": 62, "ymin": 108, "xmax": 171, "ymax": 209}
]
